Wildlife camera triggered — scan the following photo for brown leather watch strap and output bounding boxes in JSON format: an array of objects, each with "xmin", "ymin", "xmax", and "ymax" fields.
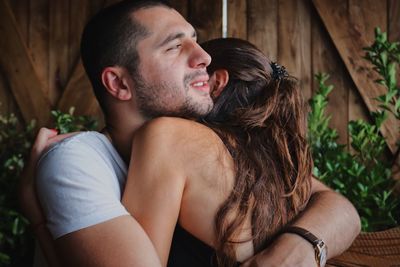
[{"xmin": 283, "ymin": 226, "xmax": 320, "ymax": 245}]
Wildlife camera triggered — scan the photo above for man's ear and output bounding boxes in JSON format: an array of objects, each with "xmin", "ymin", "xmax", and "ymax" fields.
[
  {"xmin": 210, "ymin": 69, "xmax": 229, "ymax": 99},
  {"xmin": 101, "ymin": 67, "xmax": 132, "ymax": 101}
]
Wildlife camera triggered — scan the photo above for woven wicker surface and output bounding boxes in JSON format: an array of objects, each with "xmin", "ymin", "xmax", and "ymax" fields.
[{"xmin": 326, "ymin": 227, "xmax": 400, "ymax": 267}]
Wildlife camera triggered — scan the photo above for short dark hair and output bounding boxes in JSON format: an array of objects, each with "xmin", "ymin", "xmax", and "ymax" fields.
[{"xmin": 80, "ymin": 0, "xmax": 171, "ymax": 113}]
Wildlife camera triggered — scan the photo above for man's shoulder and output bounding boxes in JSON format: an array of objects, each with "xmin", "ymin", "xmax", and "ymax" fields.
[
  {"xmin": 41, "ymin": 131, "xmax": 106, "ymax": 152},
  {"xmin": 38, "ymin": 131, "xmax": 113, "ymax": 166}
]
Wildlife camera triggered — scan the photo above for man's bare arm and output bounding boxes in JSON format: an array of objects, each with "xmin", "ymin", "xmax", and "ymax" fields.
[
  {"xmin": 242, "ymin": 178, "xmax": 361, "ymax": 267},
  {"xmin": 290, "ymin": 178, "xmax": 361, "ymax": 257}
]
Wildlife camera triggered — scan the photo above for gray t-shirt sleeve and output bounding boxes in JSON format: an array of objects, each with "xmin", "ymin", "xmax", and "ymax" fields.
[{"xmin": 36, "ymin": 138, "xmax": 129, "ymax": 239}]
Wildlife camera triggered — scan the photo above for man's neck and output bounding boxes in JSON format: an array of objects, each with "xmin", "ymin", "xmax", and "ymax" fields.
[{"xmin": 103, "ymin": 116, "xmax": 148, "ymax": 164}]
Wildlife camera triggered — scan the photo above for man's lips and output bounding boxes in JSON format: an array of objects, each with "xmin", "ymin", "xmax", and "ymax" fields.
[{"xmin": 190, "ymin": 76, "xmax": 210, "ymax": 93}]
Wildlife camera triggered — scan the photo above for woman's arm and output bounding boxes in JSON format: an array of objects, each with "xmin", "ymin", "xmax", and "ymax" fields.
[{"xmin": 122, "ymin": 119, "xmax": 188, "ymax": 267}]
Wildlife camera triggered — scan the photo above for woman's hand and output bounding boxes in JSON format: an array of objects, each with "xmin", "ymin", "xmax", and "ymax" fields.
[{"xmin": 18, "ymin": 128, "xmax": 76, "ymax": 226}]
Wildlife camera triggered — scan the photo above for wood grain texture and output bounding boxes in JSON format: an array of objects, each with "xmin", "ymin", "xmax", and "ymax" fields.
[
  {"xmin": 0, "ymin": 70, "xmax": 19, "ymax": 115},
  {"xmin": 0, "ymin": 0, "xmax": 51, "ymax": 126},
  {"xmin": 313, "ymin": 0, "xmax": 398, "ymax": 153},
  {"xmin": 248, "ymin": 0, "xmax": 278, "ymax": 61},
  {"xmin": 312, "ymin": 2, "xmax": 349, "ymax": 145},
  {"xmin": 189, "ymin": 0, "xmax": 222, "ymax": 43},
  {"xmin": 29, "ymin": 0, "xmax": 49, "ymax": 96},
  {"xmin": 388, "ymin": 0, "xmax": 400, "ymax": 95},
  {"xmin": 8, "ymin": 0, "xmax": 29, "ymax": 42},
  {"xmin": 49, "ymin": 0, "xmax": 69, "ymax": 105},
  {"xmin": 348, "ymin": 0, "xmax": 386, "ymax": 144},
  {"xmin": 389, "ymin": 0, "xmax": 400, "ymax": 42},
  {"xmin": 57, "ymin": 0, "xmax": 111, "ymax": 117},
  {"xmin": 349, "ymin": 0, "xmax": 387, "ymax": 39},
  {"xmin": 68, "ymin": 0, "xmax": 90, "ymax": 83},
  {"xmin": 227, "ymin": 0, "xmax": 247, "ymax": 39},
  {"xmin": 65, "ymin": 0, "xmax": 105, "ymax": 114},
  {"xmin": 57, "ymin": 60, "xmax": 99, "ymax": 117},
  {"xmin": 278, "ymin": 0, "xmax": 312, "ymax": 101}
]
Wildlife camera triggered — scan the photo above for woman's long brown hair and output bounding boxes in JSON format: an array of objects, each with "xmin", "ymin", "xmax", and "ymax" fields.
[{"xmin": 201, "ymin": 38, "xmax": 313, "ymax": 267}]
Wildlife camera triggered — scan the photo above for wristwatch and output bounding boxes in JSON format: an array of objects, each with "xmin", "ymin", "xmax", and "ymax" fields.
[{"xmin": 283, "ymin": 226, "xmax": 327, "ymax": 267}]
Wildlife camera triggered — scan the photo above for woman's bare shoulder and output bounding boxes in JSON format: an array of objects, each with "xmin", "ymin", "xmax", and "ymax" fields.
[
  {"xmin": 137, "ymin": 117, "xmax": 216, "ymax": 143},
  {"xmin": 134, "ymin": 117, "xmax": 225, "ymax": 161}
]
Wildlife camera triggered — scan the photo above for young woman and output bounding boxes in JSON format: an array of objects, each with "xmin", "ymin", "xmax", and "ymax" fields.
[{"xmin": 122, "ymin": 38, "xmax": 313, "ymax": 267}]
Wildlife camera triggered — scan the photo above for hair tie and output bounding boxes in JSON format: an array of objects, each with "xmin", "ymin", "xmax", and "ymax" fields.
[{"xmin": 271, "ymin": 62, "xmax": 288, "ymax": 80}]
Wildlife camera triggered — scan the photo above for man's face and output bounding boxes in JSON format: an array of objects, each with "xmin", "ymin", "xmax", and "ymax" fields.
[{"xmin": 131, "ymin": 6, "xmax": 213, "ymax": 119}]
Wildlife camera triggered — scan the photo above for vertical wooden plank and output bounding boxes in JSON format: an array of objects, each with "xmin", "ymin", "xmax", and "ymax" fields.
[
  {"xmin": 388, "ymin": 0, "xmax": 400, "ymax": 93},
  {"xmin": 349, "ymin": 0, "xmax": 387, "ymax": 40},
  {"xmin": 169, "ymin": 0, "xmax": 189, "ymax": 18},
  {"xmin": 346, "ymin": 0, "xmax": 373, "ymax": 146},
  {"xmin": 67, "ymin": 0, "xmax": 106, "ymax": 108},
  {"xmin": 247, "ymin": 0, "xmax": 278, "ymax": 61},
  {"xmin": 49, "ymin": 0, "xmax": 69, "ymax": 106},
  {"xmin": 189, "ymin": 0, "xmax": 222, "ymax": 43},
  {"xmin": 6, "ymin": 0, "xmax": 32, "ymax": 123},
  {"xmin": 0, "ymin": 0, "xmax": 51, "ymax": 126},
  {"xmin": 56, "ymin": 0, "xmax": 112, "ymax": 113},
  {"xmin": 29, "ymin": 0, "xmax": 49, "ymax": 96},
  {"xmin": 58, "ymin": 60, "xmax": 101, "ymax": 118},
  {"xmin": 297, "ymin": 0, "xmax": 312, "ymax": 102},
  {"xmin": 0, "ymin": 71, "xmax": 18, "ymax": 116},
  {"xmin": 313, "ymin": 0, "xmax": 398, "ymax": 153},
  {"xmin": 227, "ymin": 0, "xmax": 247, "ymax": 39},
  {"xmin": 312, "ymin": 1, "xmax": 349, "ymax": 145},
  {"xmin": 0, "ymin": 0, "xmax": 23, "ymax": 117},
  {"xmin": 348, "ymin": 0, "xmax": 387, "ymax": 124},
  {"xmin": 69, "ymin": 0, "xmax": 90, "ymax": 85},
  {"xmin": 8, "ymin": 0, "xmax": 29, "ymax": 42},
  {"xmin": 389, "ymin": 0, "xmax": 400, "ymax": 42},
  {"xmin": 387, "ymin": 0, "xmax": 400, "ymax": 182},
  {"xmin": 278, "ymin": 0, "xmax": 312, "ymax": 101}
]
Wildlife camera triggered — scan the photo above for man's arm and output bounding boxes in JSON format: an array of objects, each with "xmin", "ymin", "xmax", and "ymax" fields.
[
  {"xmin": 242, "ymin": 178, "xmax": 361, "ymax": 267},
  {"xmin": 19, "ymin": 129, "xmax": 162, "ymax": 267},
  {"xmin": 54, "ymin": 215, "xmax": 162, "ymax": 267},
  {"xmin": 19, "ymin": 128, "xmax": 69, "ymax": 267}
]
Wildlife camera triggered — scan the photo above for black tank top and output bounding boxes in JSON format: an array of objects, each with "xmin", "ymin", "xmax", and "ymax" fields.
[{"xmin": 167, "ymin": 224, "xmax": 241, "ymax": 267}]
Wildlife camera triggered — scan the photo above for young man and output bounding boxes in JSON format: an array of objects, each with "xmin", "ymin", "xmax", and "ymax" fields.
[{"xmin": 20, "ymin": 1, "xmax": 360, "ymax": 266}]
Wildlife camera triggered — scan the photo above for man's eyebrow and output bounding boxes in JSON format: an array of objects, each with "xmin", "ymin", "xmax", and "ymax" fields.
[{"xmin": 158, "ymin": 30, "xmax": 197, "ymax": 48}]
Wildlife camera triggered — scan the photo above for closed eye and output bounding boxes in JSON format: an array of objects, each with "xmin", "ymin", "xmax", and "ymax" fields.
[{"xmin": 167, "ymin": 44, "xmax": 182, "ymax": 51}]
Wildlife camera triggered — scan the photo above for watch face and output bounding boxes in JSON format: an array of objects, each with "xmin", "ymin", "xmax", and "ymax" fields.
[
  {"xmin": 320, "ymin": 247, "xmax": 327, "ymax": 267},
  {"xmin": 316, "ymin": 241, "xmax": 327, "ymax": 267}
]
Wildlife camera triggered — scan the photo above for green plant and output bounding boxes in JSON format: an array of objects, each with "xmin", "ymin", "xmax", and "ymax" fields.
[
  {"xmin": 308, "ymin": 28, "xmax": 400, "ymax": 231},
  {"xmin": 52, "ymin": 107, "xmax": 98, "ymax": 134},
  {"xmin": 0, "ymin": 114, "xmax": 35, "ymax": 267},
  {"xmin": 0, "ymin": 108, "xmax": 97, "ymax": 266}
]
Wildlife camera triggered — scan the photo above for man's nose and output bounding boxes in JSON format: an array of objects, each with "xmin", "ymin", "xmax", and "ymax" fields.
[{"xmin": 189, "ymin": 42, "xmax": 212, "ymax": 69}]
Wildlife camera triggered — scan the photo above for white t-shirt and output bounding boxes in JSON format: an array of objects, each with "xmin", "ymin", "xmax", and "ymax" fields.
[{"xmin": 36, "ymin": 131, "xmax": 129, "ymax": 239}]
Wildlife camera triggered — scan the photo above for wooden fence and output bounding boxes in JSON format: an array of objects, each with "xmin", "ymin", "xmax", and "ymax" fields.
[{"xmin": 0, "ymin": 0, "xmax": 399, "ymax": 153}]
